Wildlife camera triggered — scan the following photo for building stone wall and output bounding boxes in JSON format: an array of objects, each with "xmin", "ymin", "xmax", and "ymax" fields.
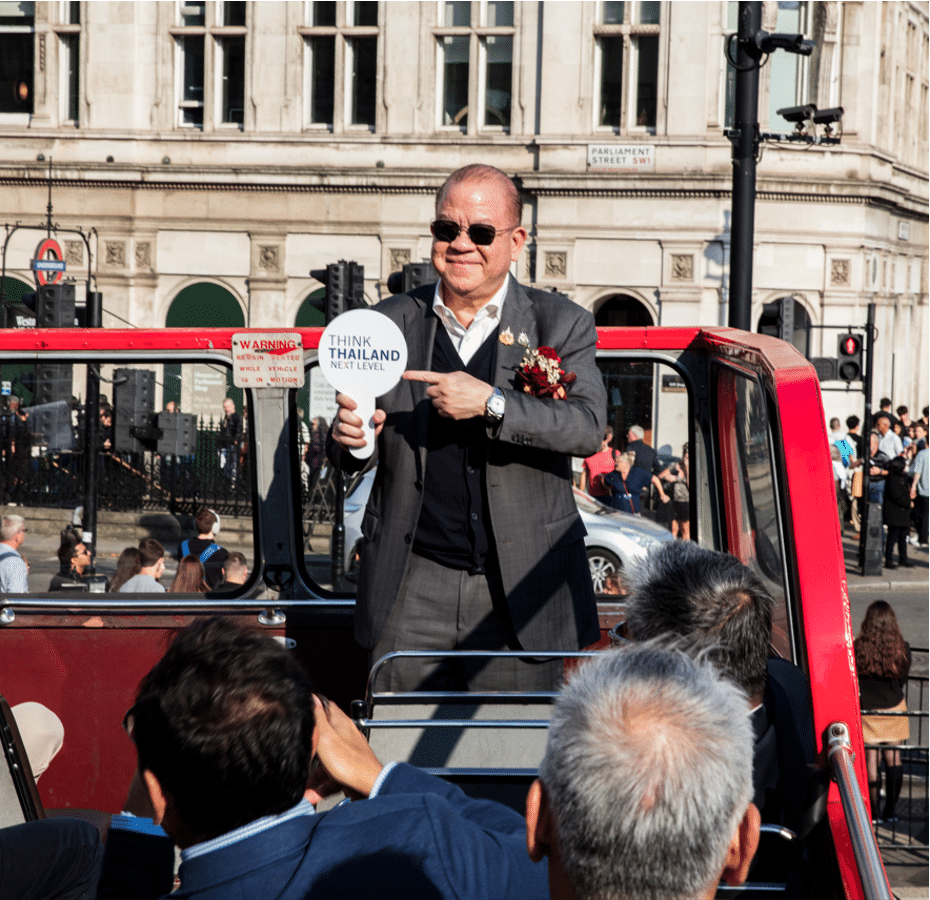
[{"xmin": 0, "ymin": 0, "xmax": 926, "ymax": 417}]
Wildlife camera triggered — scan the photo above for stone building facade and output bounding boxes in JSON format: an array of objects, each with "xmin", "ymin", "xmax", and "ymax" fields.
[{"xmin": 0, "ymin": 0, "xmax": 926, "ymax": 417}]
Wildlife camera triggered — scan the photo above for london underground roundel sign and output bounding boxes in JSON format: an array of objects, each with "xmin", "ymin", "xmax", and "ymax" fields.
[{"xmin": 33, "ymin": 237, "xmax": 66, "ymax": 286}]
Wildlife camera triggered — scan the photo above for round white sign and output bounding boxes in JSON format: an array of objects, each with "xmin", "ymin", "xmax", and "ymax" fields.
[{"xmin": 318, "ymin": 309, "xmax": 408, "ymax": 459}]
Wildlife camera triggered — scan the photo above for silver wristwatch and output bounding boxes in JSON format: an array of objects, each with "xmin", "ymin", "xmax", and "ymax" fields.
[{"xmin": 484, "ymin": 387, "xmax": 506, "ymax": 425}]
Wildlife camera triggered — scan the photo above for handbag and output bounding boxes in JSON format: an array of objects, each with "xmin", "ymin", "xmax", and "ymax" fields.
[{"xmin": 850, "ymin": 468, "xmax": 863, "ymax": 499}]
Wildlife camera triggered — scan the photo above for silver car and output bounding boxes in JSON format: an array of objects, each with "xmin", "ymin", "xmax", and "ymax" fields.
[{"xmin": 337, "ymin": 470, "xmax": 672, "ymax": 593}]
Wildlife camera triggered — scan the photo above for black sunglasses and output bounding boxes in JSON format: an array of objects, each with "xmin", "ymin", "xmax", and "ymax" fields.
[{"xmin": 430, "ymin": 219, "xmax": 518, "ymax": 246}]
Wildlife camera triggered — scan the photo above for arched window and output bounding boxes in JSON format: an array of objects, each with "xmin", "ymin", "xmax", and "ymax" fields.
[
  {"xmin": 757, "ymin": 296, "xmax": 811, "ymax": 358},
  {"xmin": 594, "ymin": 294, "xmax": 654, "ymax": 327},
  {"xmin": 164, "ymin": 283, "xmax": 245, "ymax": 416}
]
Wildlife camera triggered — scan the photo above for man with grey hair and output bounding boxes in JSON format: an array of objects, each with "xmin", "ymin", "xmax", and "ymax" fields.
[
  {"xmin": 0, "ymin": 514, "xmax": 29, "ymax": 593},
  {"xmin": 625, "ymin": 424, "xmax": 659, "ymax": 476},
  {"xmin": 526, "ymin": 644, "xmax": 760, "ymax": 900},
  {"xmin": 623, "ymin": 541, "xmax": 817, "ymax": 833}
]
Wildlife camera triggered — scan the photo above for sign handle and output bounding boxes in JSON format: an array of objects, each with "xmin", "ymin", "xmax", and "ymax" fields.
[{"xmin": 349, "ymin": 396, "xmax": 376, "ymax": 460}]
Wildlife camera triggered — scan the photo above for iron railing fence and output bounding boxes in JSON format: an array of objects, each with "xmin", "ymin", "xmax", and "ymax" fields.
[
  {"xmin": 1, "ymin": 417, "xmax": 342, "ymax": 536},
  {"xmin": 862, "ymin": 648, "xmax": 928, "ymax": 851}
]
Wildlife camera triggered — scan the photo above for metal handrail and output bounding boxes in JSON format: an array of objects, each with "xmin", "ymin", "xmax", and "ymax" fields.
[
  {"xmin": 366, "ymin": 649, "xmax": 602, "ymax": 700},
  {"xmin": 826, "ymin": 722, "xmax": 893, "ymax": 900}
]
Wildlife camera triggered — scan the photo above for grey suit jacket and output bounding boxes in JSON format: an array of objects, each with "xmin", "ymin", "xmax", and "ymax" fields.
[{"xmin": 328, "ymin": 278, "xmax": 606, "ymax": 652}]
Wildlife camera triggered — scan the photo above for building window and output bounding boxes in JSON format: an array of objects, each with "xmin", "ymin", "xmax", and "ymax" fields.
[
  {"xmin": 300, "ymin": 1, "xmax": 379, "ymax": 131},
  {"xmin": 767, "ymin": 1, "xmax": 812, "ymax": 131},
  {"xmin": 0, "ymin": 1, "xmax": 35, "ymax": 117},
  {"xmin": 170, "ymin": 1, "xmax": 247, "ymax": 130},
  {"xmin": 434, "ymin": 1, "xmax": 516, "ymax": 132},
  {"xmin": 594, "ymin": 1, "xmax": 660, "ymax": 132},
  {"xmin": 49, "ymin": 2, "xmax": 82, "ymax": 125}
]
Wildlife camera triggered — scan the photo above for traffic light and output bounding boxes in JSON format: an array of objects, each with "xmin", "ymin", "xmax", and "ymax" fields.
[
  {"xmin": 20, "ymin": 283, "xmax": 76, "ymax": 328},
  {"xmin": 836, "ymin": 333, "xmax": 863, "ymax": 383},
  {"xmin": 310, "ymin": 261, "xmax": 351, "ymax": 323},
  {"xmin": 387, "ymin": 262, "xmax": 437, "ymax": 295},
  {"xmin": 347, "ymin": 261, "xmax": 366, "ymax": 310}
]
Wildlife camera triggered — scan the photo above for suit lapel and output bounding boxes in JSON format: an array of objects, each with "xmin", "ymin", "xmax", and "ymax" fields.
[{"xmin": 494, "ymin": 277, "xmax": 537, "ymax": 391}]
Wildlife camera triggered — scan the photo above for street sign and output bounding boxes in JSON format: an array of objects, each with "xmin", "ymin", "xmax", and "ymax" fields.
[{"xmin": 33, "ymin": 237, "xmax": 66, "ymax": 286}]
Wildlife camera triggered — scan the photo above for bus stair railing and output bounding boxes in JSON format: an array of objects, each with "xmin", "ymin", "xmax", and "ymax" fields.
[
  {"xmin": 827, "ymin": 721, "xmax": 893, "ymax": 900},
  {"xmin": 351, "ymin": 650, "xmax": 600, "ymax": 812}
]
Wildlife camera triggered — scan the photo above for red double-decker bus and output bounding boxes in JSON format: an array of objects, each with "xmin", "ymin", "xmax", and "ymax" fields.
[{"xmin": 0, "ymin": 324, "xmax": 884, "ymax": 897}]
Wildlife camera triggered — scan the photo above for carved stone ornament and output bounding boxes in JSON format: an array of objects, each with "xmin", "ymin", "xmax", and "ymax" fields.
[
  {"xmin": 38, "ymin": 34, "xmax": 45, "ymax": 72},
  {"xmin": 389, "ymin": 248, "xmax": 411, "ymax": 271},
  {"xmin": 135, "ymin": 242, "xmax": 151, "ymax": 269},
  {"xmin": 105, "ymin": 241, "xmax": 126, "ymax": 267},
  {"xmin": 671, "ymin": 254, "xmax": 694, "ymax": 282},
  {"xmin": 65, "ymin": 241, "xmax": 83, "ymax": 266},
  {"xmin": 830, "ymin": 258, "xmax": 850, "ymax": 286},
  {"xmin": 545, "ymin": 251, "xmax": 567, "ymax": 279},
  {"xmin": 258, "ymin": 245, "xmax": 280, "ymax": 272}
]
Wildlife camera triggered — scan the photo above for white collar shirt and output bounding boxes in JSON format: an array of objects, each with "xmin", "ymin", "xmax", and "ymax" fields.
[
  {"xmin": 878, "ymin": 430, "xmax": 903, "ymax": 459},
  {"xmin": 431, "ymin": 275, "xmax": 508, "ymax": 366}
]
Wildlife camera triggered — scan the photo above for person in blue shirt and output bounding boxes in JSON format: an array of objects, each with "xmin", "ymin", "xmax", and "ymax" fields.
[{"xmin": 603, "ymin": 450, "xmax": 667, "ymax": 514}]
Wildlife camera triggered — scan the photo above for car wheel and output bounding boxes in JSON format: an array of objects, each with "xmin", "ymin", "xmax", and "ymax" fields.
[{"xmin": 587, "ymin": 547, "xmax": 621, "ymax": 594}]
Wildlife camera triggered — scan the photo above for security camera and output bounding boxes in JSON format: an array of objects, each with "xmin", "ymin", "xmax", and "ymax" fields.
[
  {"xmin": 754, "ymin": 31, "xmax": 815, "ymax": 56},
  {"xmin": 777, "ymin": 104, "xmax": 816, "ymax": 124},
  {"xmin": 812, "ymin": 107, "xmax": 844, "ymax": 124}
]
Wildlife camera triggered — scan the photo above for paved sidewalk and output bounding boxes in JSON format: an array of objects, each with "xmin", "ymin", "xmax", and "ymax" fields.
[{"xmin": 840, "ymin": 524, "xmax": 929, "ymax": 593}]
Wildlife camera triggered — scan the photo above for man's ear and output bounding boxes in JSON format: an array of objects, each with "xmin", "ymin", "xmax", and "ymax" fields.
[
  {"xmin": 142, "ymin": 769, "xmax": 169, "ymax": 826},
  {"xmin": 525, "ymin": 778, "xmax": 554, "ymax": 863},
  {"xmin": 720, "ymin": 802, "xmax": 761, "ymax": 887}
]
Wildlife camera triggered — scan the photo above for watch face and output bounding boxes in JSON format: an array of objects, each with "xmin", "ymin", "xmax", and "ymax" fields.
[{"xmin": 488, "ymin": 392, "xmax": 505, "ymax": 416}]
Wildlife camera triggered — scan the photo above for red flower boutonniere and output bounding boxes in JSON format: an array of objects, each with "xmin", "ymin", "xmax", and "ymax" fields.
[{"xmin": 516, "ymin": 346, "xmax": 576, "ymax": 399}]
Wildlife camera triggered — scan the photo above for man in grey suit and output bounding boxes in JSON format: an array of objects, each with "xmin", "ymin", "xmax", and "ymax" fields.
[{"xmin": 328, "ymin": 164, "xmax": 606, "ymax": 691}]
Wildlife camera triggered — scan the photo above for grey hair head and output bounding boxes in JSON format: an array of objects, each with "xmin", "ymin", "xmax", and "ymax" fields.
[
  {"xmin": 624, "ymin": 541, "xmax": 774, "ymax": 699},
  {"xmin": 628, "ymin": 424, "xmax": 644, "ymax": 440},
  {"xmin": 1, "ymin": 515, "xmax": 25, "ymax": 542},
  {"xmin": 540, "ymin": 644, "xmax": 753, "ymax": 900}
]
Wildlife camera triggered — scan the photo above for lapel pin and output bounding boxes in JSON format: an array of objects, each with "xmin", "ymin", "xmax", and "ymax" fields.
[{"xmin": 500, "ymin": 327, "xmax": 514, "ymax": 346}]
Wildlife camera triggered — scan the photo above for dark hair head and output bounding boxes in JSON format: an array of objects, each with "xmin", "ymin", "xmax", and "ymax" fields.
[
  {"xmin": 880, "ymin": 398, "xmax": 892, "ymax": 409},
  {"xmin": 132, "ymin": 617, "xmax": 316, "ymax": 841},
  {"xmin": 435, "ymin": 164, "xmax": 522, "ymax": 226},
  {"xmin": 625, "ymin": 542, "xmax": 774, "ymax": 700},
  {"xmin": 846, "ymin": 415, "xmax": 860, "ymax": 430},
  {"xmin": 195, "ymin": 508, "xmax": 218, "ymax": 536},
  {"xmin": 888, "ymin": 456, "xmax": 907, "ymax": 476},
  {"xmin": 169, "ymin": 555, "xmax": 206, "ymax": 593},
  {"xmin": 109, "ymin": 547, "xmax": 142, "ymax": 591},
  {"xmin": 855, "ymin": 601, "xmax": 909, "ymax": 679},
  {"xmin": 57, "ymin": 530, "xmax": 80, "ymax": 566},
  {"xmin": 896, "ymin": 406, "xmax": 908, "ymax": 417},
  {"xmin": 138, "ymin": 538, "xmax": 165, "ymax": 569}
]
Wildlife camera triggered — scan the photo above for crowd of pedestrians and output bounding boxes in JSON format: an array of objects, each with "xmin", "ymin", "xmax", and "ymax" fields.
[{"xmin": 828, "ymin": 401, "xmax": 929, "ymax": 565}]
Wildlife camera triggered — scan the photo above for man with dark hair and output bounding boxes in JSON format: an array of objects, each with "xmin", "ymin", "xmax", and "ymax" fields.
[
  {"xmin": 99, "ymin": 617, "xmax": 548, "ymax": 899},
  {"xmin": 178, "ymin": 508, "xmax": 228, "ymax": 589},
  {"xmin": 872, "ymin": 397, "xmax": 898, "ymax": 430},
  {"xmin": 328, "ymin": 163, "xmax": 605, "ymax": 692},
  {"xmin": 845, "ymin": 414, "xmax": 863, "ymax": 459},
  {"xmin": 49, "ymin": 531, "xmax": 96, "ymax": 591},
  {"xmin": 119, "ymin": 539, "xmax": 166, "ymax": 593},
  {"xmin": 527, "ymin": 645, "xmax": 760, "ymax": 900},
  {"xmin": 624, "ymin": 541, "xmax": 817, "ymax": 833}
]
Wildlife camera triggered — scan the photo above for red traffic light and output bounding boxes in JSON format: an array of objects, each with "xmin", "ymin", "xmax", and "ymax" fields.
[{"xmin": 839, "ymin": 334, "xmax": 861, "ymax": 356}]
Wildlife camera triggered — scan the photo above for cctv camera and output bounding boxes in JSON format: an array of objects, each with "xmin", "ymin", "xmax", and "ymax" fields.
[
  {"xmin": 812, "ymin": 107, "xmax": 844, "ymax": 125},
  {"xmin": 777, "ymin": 104, "xmax": 816, "ymax": 124},
  {"xmin": 754, "ymin": 31, "xmax": 815, "ymax": 56}
]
